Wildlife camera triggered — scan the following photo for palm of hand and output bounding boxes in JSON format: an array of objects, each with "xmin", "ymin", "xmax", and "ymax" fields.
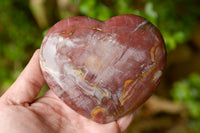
[{"xmin": 0, "ymin": 50, "xmax": 134, "ymax": 133}]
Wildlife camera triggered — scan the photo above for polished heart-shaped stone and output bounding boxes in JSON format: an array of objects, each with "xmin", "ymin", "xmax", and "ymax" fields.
[{"xmin": 40, "ymin": 14, "xmax": 166, "ymax": 124}]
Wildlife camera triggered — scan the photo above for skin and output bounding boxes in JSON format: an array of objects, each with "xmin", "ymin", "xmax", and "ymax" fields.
[{"xmin": 0, "ymin": 49, "xmax": 135, "ymax": 133}]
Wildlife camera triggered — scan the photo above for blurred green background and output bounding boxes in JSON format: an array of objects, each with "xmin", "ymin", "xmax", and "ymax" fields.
[{"xmin": 0, "ymin": 0, "xmax": 200, "ymax": 132}]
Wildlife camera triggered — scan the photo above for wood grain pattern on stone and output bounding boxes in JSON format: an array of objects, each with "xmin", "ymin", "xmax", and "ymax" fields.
[{"xmin": 40, "ymin": 14, "xmax": 166, "ymax": 124}]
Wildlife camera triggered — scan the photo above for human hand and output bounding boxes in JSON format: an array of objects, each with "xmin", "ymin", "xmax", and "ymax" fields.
[{"xmin": 0, "ymin": 50, "xmax": 135, "ymax": 133}]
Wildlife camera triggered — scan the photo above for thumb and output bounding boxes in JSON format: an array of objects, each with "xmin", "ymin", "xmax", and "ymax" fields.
[{"xmin": 0, "ymin": 49, "xmax": 45, "ymax": 105}]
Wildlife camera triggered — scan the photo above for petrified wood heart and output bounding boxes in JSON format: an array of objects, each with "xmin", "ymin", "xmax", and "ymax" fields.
[{"xmin": 40, "ymin": 14, "xmax": 166, "ymax": 124}]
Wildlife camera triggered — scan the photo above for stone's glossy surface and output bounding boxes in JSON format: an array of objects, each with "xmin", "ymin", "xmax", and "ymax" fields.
[{"xmin": 40, "ymin": 15, "xmax": 166, "ymax": 124}]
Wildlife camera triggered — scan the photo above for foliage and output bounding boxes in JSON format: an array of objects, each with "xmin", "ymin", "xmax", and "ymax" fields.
[
  {"xmin": 0, "ymin": 0, "xmax": 200, "ymax": 132},
  {"xmin": 0, "ymin": 0, "xmax": 199, "ymax": 91},
  {"xmin": 171, "ymin": 73, "xmax": 200, "ymax": 132},
  {"xmin": 72, "ymin": 0, "xmax": 200, "ymax": 51},
  {"xmin": 0, "ymin": 0, "xmax": 42, "ymax": 90}
]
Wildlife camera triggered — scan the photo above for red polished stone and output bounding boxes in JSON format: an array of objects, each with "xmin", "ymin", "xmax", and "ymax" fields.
[{"xmin": 40, "ymin": 14, "xmax": 166, "ymax": 124}]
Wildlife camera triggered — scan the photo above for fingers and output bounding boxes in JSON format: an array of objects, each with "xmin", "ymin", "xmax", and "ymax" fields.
[
  {"xmin": 0, "ymin": 49, "xmax": 45, "ymax": 105},
  {"xmin": 116, "ymin": 111, "xmax": 137, "ymax": 132}
]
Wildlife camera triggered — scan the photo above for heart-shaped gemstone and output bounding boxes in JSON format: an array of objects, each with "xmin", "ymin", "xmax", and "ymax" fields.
[{"xmin": 40, "ymin": 14, "xmax": 166, "ymax": 124}]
